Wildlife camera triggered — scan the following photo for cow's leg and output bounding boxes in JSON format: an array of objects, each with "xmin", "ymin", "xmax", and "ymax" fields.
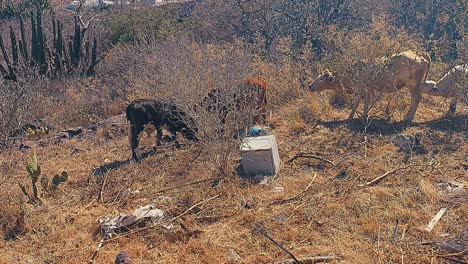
[
  {"xmin": 129, "ymin": 122, "xmax": 142, "ymax": 161},
  {"xmin": 404, "ymin": 87, "xmax": 422, "ymax": 123},
  {"xmin": 385, "ymin": 96, "xmax": 394, "ymax": 121},
  {"xmin": 348, "ymin": 94, "xmax": 361, "ymax": 120},
  {"xmin": 448, "ymin": 94, "xmax": 459, "ymax": 115},
  {"xmin": 166, "ymin": 124, "xmax": 181, "ymax": 148},
  {"xmin": 155, "ymin": 125, "xmax": 163, "ymax": 147}
]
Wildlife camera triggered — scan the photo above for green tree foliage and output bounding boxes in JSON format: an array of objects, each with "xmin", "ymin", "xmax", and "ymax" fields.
[{"xmin": 104, "ymin": 7, "xmax": 185, "ymax": 45}]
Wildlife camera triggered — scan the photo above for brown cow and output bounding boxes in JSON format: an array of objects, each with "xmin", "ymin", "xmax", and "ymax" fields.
[
  {"xmin": 126, "ymin": 99, "xmax": 198, "ymax": 161},
  {"xmin": 420, "ymin": 64, "xmax": 467, "ymax": 115},
  {"xmin": 201, "ymin": 77, "xmax": 268, "ymax": 127},
  {"xmin": 309, "ymin": 50, "xmax": 430, "ymax": 122}
]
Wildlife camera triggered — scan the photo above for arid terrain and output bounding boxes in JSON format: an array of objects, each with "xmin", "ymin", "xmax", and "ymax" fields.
[
  {"xmin": 0, "ymin": 94, "xmax": 466, "ymax": 263},
  {"xmin": 0, "ymin": 0, "xmax": 466, "ymax": 263}
]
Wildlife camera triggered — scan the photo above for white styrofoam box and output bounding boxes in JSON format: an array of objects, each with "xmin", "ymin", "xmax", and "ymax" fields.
[{"xmin": 240, "ymin": 135, "xmax": 280, "ymax": 177}]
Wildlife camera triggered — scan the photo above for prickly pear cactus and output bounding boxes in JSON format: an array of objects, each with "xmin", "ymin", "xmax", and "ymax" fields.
[
  {"xmin": 22, "ymin": 152, "xmax": 41, "ymax": 203},
  {"xmin": 52, "ymin": 171, "xmax": 68, "ymax": 188},
  {"xmin": 26, "ymin": 152, "xmax": 41, "ymax": 181}
]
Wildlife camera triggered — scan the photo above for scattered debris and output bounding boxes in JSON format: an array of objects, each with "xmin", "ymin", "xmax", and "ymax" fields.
[
  {"xmin": 227, "ymin": 248, "xmax": 241, "ymax": 263},
  {"xmin": 433, "ymin": 230, "xmax": 468, "ymax": 254},
  {"xmin": 91, "ymin": 204, "xmax": 174, "ymax": 263},
  {"xmin": 99, "ymin": 204, "xmax": 172, "ymax": 239},
  {"xmin": 272, "ymin": 213, "xmax": 288, "ymax": 224},
  {"xmin": 423, "ymin": 229, "xmax": 468, "ymax": 262},
  {"xmin": 114, "ymin": 251, "xmax": 132, "ymax": 264},
  {"xmin": 425, "ymin": 208, "xmax": 447, "ymax": 232},
  {"xmin": 272, "ymin": 186, "xmax": 284, "ymax": 193},
  {"xmin": 391, "ymin": 133, "xmax": 425, "ymax": 154},
  {"xmin": 120, "ymin": 188, "xmax": 141, "ymax": 201},
  {"xmin": 437, "ymin": 182, "xmax": 464, "ymax": 194},
  {"xmin": 249, "ymin": 126, "xmax": 272, "ymax": 137}
]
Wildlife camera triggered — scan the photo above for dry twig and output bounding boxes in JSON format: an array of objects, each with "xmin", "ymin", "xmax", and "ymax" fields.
[
  {"xmin": 254, "ymin": 225, "xmax": 301, "ymax": 264},
  {"xmin": 286, "ymin": 153, "xmax": 335, "ymax": 166},
  {"xmin": 267, "ymin": 172, "xmax": 317, "ymax": 206},
  {"xmin": 358, "ymin": 162, "xmax": 435, "ymax": 187},
  {"xmin": 281, "ymin": 255, "xmax": 341, "ymax": 264}
]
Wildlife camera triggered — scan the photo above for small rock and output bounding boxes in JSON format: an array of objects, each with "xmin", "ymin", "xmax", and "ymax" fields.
[
  {"xmin": 114, "ymin": 251, "xmax": 132, "ymax": 264},
  {"xmin": 272, "ymin": 213, "xmax": 288, "ymax": 224}
]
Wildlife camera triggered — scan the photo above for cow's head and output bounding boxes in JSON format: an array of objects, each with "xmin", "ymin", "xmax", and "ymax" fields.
[
  {"xmin": 419, "ymin": 80, "xmax": 440, "ymax": 94},
  {"xmin": 308, "ymin": 72, "xmax": 336, "ymax": 92}
]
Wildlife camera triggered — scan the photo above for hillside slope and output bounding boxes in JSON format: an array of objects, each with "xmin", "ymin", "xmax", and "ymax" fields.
[{"xmin": 0, "ymin": 96, "xmax": 466, "ymax": 263}]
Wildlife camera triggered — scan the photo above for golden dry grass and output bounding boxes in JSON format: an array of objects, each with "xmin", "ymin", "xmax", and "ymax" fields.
[{"xmin": 0, "ymin": 90, "xmax": 466, "ymax": 264}]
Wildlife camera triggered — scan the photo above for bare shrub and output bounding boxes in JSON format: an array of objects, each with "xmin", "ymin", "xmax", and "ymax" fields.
[
  {"xmin": 0, "ymin": 189, "xmax": 26, "ymax": 240},
  {"xmin": 0, "ymin": 73, "xmax": 43, "ymax": 138},
  {"xmin": 318, "ymin": 17, "xmax": 422, "ymax": 121}
]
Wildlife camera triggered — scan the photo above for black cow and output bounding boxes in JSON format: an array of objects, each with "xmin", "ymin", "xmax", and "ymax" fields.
[{"xmin": 126, "ymin": 99, "xmax": 198, "ymax": 161}]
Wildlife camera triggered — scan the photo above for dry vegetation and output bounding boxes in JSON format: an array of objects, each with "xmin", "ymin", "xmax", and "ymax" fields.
[{"xmin": 0, "ymin": 0, "xmax": 467, "ymax": 263}]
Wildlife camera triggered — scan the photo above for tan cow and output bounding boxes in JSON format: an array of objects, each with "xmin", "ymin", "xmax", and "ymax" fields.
[
  {"xmin": 420, "ymin": 64, "xmax": 467, "ymax": 115},
  {"xmin": 309, "ymin": 50, "xmax": 431, "ymax": 122}
]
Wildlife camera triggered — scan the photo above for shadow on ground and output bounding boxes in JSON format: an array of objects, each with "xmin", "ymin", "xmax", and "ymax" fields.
[
  {"xmin": 317, "ymin": 114, "xmax": 467, "ymax": 135},
  {"xmin": 92, "ymin": 148, "xmax": 157, "ymax": 176},
  {"xmin": 418, "ymin": 114, "xmax": 467, "ymax": 133}
]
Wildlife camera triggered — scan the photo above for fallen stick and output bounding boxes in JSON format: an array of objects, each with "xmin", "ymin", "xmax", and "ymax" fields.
[
  {"xmin": 267, "ymin": 172, "xmax": 317, "ymax": 206},
  {"xmin": 358, "ymin": 162, "xmax": 435, "ymax": 187},
  {"xmin": 392, "ymin": 218, "xmax": 399, "ymax": 245},
  {"xmin": 286, "ymin": 153, "xmax": 335, "ymax": 166},
  {"xmin": 281, "ymin": 255, "xmax": 341, "ymax": 264},
  {"xmin": 358, "ymin": 165, "xmax": 412, "ymax": 187},
  {"xmin": 425, "ymin": 208, "xmax": 447, "ymax": 232},
  {"xmin": 254, "ymin": 225, "xmax": 301, "ymax": 264}
]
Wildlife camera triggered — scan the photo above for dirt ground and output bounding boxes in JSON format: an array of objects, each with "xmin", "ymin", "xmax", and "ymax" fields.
[{"xmin": 0, "ymin": 96, "xmax": 466, "ymax": 263}]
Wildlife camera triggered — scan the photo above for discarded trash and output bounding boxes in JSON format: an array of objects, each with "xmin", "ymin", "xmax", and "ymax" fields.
[
  {"xmin": 249, "ymin": 126, "xmax": 271, "ymax": 137},
  {"xmin": 425, "ymin": 208, "xmax": 447, "ymax": 232},
  {"xmin": 424, "ymin": 229, "xmax": 467, "ymax": 262},
  {"xmin": 272, "ymin": 186, "xmax": 284, "ymax": 193},
  {"xmin": 99, "ymin": 204, "xmax": 172, "ymax": 239},
  {"xmin": 240, "ymin": 135, "xmax": 281, "ymax": 178},
  {"xmin": 391, "ymin": 133, "xmax": 425, "ymax": 154},
  {"xmin": 120, "ymin": 189, "xmax": 141, "ymax": 201},
  {"xmin": 437, "ymin": 182, "xmax": 464, "ymax": 194}
]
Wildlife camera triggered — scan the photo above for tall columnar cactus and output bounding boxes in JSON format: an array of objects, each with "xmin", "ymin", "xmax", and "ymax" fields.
[
  {"xmin": 0, "ymin": 4, "xmax": 100, "ymax": 80},
  {"xmin": 19, "ymin": 16, "xmax": 29, "ymax": 63},
  {"xmin": 10, "ymin": 26, "xmax": 19, "ymax": 70}
]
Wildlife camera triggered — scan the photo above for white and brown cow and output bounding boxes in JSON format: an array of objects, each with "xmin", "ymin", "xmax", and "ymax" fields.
[
  {"xmin": 309, "ymin": 50, "xmax": 431, "ymax": 122},
  {"xmin": 420, "ymin": 64, "xmax": 467, "ymax": 115}
]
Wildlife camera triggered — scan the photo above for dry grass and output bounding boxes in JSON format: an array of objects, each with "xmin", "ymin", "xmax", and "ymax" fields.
[{"xmin": 0, "ymin": 88, "xmax": 466, "ymax": 263}]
